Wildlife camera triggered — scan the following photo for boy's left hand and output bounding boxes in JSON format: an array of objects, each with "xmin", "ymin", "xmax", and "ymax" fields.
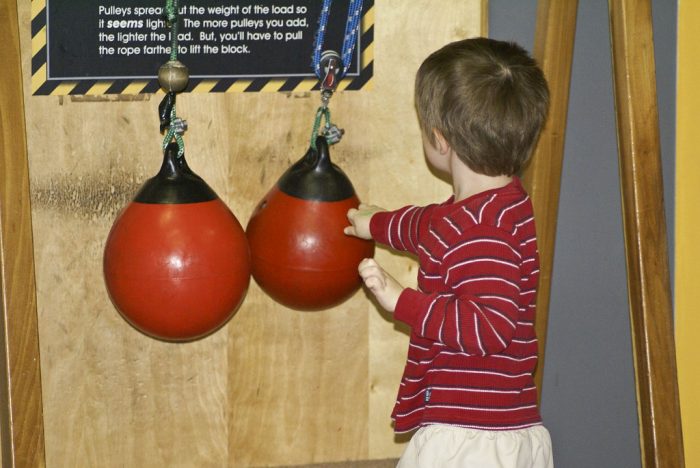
[{"xmin": 358, "ymin": 258, "xmax": 403, "ymax": 313}]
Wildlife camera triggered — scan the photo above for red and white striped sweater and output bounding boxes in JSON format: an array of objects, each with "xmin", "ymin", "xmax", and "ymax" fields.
[{"xmin": 369, "ymin": 177, "xmax": 542, "ymax": 433}]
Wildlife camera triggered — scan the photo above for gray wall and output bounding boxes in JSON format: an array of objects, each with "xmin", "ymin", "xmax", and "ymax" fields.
[{"xmin": 489, "ymin": 1, "xmax": 676, "ymax": 467}]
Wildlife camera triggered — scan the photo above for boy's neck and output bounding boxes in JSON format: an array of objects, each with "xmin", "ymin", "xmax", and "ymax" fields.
[{"xmin": 450, "ymin": 154, "xmax": 513, "ymax": 202}]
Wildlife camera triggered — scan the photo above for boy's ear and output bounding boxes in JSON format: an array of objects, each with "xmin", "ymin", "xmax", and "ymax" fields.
[{"xmin": 432, "ymin": 129, "xmax": 451, "ymax": 154}]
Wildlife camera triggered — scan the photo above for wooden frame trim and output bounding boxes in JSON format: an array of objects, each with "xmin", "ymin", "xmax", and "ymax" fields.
[
  {"xmin": 0, "ymin": 0, "xmax": 46, "ymax": 466},
  {"xmin": 608, "ymin": 0, "xmax": 685, "ymax": 466},
  {"xmin": 481, "ymin": 0, "xmax": 489, "ymax": 38},
  {"xmin": 524, "ymin": 0, "xmax": 578, "ymax": 395}
]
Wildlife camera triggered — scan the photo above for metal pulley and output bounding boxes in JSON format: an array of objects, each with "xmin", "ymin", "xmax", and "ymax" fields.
[
  {"xmin": 315, "ymin": 50, "xmax": 345, "ymax": 145},
  {"xmin": 319, "ymin": 50, "xmax": 342, "ymax": 101}
]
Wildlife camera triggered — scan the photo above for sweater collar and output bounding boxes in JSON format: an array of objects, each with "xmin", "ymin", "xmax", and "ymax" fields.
[{"xmin": 434, "ymin": 176, "xmax": 525, "ymax": 217}]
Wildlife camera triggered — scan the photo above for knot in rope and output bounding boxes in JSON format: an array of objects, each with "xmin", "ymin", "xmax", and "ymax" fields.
[{"xmin": 159, "ymin": 0, "xmax": 186, "ymax": 157}]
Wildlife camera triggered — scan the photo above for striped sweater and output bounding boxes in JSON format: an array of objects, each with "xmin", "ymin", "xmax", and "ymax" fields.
[{"xmin": 369, "ymin": 177, "xmax": 542, "ymax": 433}]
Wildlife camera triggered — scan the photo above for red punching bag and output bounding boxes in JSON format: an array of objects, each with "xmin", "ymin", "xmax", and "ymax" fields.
[
  {"xmin": 247, "ymin": 136, "xmax": 374, "ymax": 310},
  {"xmin": 104, "ymin": 143, "xmax": 251, "ymax": 341}
]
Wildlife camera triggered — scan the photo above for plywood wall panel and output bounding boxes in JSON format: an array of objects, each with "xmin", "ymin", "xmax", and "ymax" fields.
[
  {"xmin": 17, "ymin": 0, "xmax": 482, "ymax": 466},
  {"xmin": 363, "ymin": 0, "xmax": 482, "ymax": 458}
]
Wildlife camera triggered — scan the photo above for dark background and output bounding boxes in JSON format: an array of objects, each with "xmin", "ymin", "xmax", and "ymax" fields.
[{"xmin": 491, "ymin": 0, "xmax": 676, "ymax": 467}]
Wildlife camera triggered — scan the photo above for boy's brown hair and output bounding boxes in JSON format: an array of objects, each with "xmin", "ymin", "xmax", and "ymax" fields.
[{"xmin": 415, "ymin": 37, "xmax": 550, "ymax": 176}]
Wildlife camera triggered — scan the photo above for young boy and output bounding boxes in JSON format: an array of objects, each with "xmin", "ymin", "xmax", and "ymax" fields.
[{"xmin": 345, "ymin": 38, "xmax": 553, "ymax": 467}]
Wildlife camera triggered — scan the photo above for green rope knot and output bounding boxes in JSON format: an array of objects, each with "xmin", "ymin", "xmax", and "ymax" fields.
[
  {"xmin": 309, "ymin": 105, "xmax": 345, "ymax": 148},
  {"xmin": 160, "ymin": 0, "xmax": 184, "ymax": 157},
  {"xmin": 310, "ymin": 106, "xmax": 332, "ymax": 150},
  {"xmin": 162, "ymin": 106, "xmax": 185, "ymax": 157}
]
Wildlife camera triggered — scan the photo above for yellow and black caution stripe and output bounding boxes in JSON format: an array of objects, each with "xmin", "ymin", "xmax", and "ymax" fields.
[{"xmin": 31, "ymin": 0, "xmax": 374, "ymax": 96}]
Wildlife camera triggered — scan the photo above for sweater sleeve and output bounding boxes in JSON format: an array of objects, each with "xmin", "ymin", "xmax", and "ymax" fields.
[
  {"xmin": 369, "ymin": 205, "xmax": 428, "ymax": 256},
  {"xmin": 393, "ymin": 224, "xmax": 523, "ymax": 355}
]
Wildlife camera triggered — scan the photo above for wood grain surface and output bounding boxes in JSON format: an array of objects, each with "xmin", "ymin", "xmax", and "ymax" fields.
[
  {"xmin": 0, "ymin": 0, "xmax": 46, "ymax": 466},
  {"xmin": 521, "ymin": 0, "xmax": 578, "ymax": 398},
  {"xmin": 608, "ymin": 0, "xmax": 685, "ymax": 466},
  {"xmin": 14, "ymin": 1, "xmax": 481, "ymax": 466}
]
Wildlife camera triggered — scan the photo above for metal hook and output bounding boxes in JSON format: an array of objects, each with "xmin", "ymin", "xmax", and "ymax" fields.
[{"xmin": 170, "ymin": 117, "xmax": 188, "ymax": 136}]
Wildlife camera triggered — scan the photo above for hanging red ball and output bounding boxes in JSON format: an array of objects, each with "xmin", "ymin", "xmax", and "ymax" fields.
[
  {"xmin": 246, "ymin": 137, "xmax": 374, "ymax": 310},
  {"xmin": 104, "ymin": 144, "xmax": 250, "ymax": 341}
]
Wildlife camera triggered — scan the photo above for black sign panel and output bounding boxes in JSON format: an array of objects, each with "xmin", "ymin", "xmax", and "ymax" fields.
[{"xmin": 46, "ymin": 0, "xmax": 366, "ymax": 80}]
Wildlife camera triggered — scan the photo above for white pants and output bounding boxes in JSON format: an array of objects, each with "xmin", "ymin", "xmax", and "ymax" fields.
[{"xmin": 397, "ymin": 424, "xmax": 553, "ymax": 468}]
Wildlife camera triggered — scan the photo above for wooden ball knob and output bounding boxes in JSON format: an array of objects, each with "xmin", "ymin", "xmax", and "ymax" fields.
[{"xmin": 158, "ymin": 60, "xmax": 189, "ymax": 93}]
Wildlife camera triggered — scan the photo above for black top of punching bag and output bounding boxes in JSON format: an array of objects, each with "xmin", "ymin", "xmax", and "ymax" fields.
[
  {"xmin": 278, "ymin": 136, "xmax": 356, "ymax": 202},
  {"xmin": 134, "ymin": 143, "xmax": 218, "ymax": 204}
]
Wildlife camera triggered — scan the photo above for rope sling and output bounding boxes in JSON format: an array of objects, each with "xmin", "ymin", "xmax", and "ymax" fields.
[{"xmin": 308, "ymin": 0, "xmax": 364, "ymax": 150}]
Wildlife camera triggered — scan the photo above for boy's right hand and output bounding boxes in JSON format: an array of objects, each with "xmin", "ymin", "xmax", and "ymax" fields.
[
  {"xmin": 345, "ymin": 204, "xmax": 385, "ymax": 240},
  {"xmin": 358, "ymin": 258, "xmax": 403, "ymax": 313}
]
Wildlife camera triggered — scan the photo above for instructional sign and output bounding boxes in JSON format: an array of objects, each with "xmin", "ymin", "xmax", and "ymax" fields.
[{"xmin": 31, "ymin": 0, "xmax": 374, "ymax": 95}]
